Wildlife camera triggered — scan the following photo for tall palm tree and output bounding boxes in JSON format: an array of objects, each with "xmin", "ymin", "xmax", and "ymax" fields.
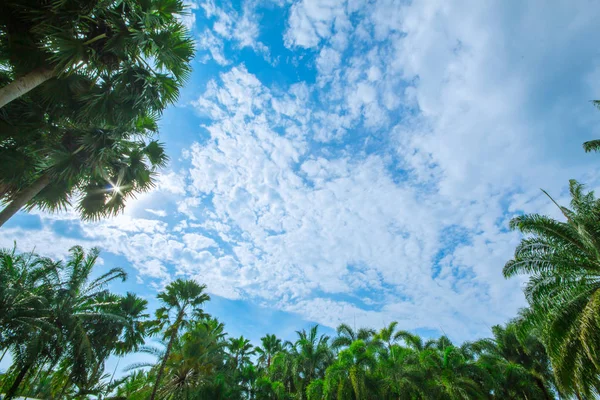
[
  {"xmin": 51, "ymin": 246, "xmax": 128, "ymax": 397},
  {"xmin": 504, "ymin": 180, "xmax": 600, "ymax": 396},
  {"xmin": 256, "ymin": 334, "xmax": 283, "ymax": 370},
  {"xmin": 0, "ymin": 0, "xmax": 194, "ymax": 109},
  {"xmin": 331, "ymin": 323, "xmax": 375, "ymax": 351},
  {"xmin": 227, "ymin": 336, "xmax": 255, "ymax": 371},
  {"xmin": 289, "ymin": 325, "xmax": 333, "ymax": 399},
  {"xmin": 149, "ymin": 279, "xmax": 210, "ymax": 400}
]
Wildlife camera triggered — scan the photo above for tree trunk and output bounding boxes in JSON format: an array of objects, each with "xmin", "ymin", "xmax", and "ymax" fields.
[
  {"xmin": 4, "ymin": 363, "xmax": 32, "ymax": 399},
  {"xmin": 0, "ymin": 348, "xmax": 8, "ymax": 363},
  {"xmin": 0, "ymin": 173, "xmax": 52, "ymax": 228},
  {"xmin": 149, "ymin": 314, "xmax": 183, "ymax": 400},
  {"xmin": 108, "ymin": 356, "xmax": 121, "ymax": 387},
  {"xmin": 534, "ymin": 378, "xmax": 552, "ymax": 400},
  {"xmin": 0, "ymin": 67, "xmax": 55, "ymax": 108},
  {"xmin": 23, "ymin": 362, "xmax": 45, "ymax": 400}
]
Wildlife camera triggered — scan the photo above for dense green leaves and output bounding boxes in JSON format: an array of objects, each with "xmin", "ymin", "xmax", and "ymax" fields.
[
  {"xmin": 504, "ymin": 180, "xmax": 600, "ymax": 397},
  {"xmin": 0, "ymin": 245, "xmax": 147, "ymax": 399},
  {"xmin": 0, "ymin": 0, "xmax": 192, "ymax": 226}
]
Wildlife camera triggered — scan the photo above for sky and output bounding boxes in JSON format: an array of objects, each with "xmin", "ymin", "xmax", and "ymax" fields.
[{"xmin": 3, "ymin": 0, "xmax": 600, "ymax": 375}]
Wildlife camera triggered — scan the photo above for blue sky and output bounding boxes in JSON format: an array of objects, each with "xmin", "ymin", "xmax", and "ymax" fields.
[{"xmin": 3, "ymin": 0, "xmax": 600, "ymax": 375}]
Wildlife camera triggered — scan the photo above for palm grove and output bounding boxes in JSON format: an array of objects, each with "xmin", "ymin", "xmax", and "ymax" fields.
[{"xmin": 1, "ymin": 0, "xmax": 600, "ymax": 399}]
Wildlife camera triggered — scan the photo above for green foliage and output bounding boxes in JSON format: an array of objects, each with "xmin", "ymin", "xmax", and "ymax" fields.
[
  {"xmin": 504, "ymin": 180, "xmax": 600, "ymax": 397},
  {"xmin": 0, "ymin": 245, "xmax": 148, "ymax": 399},
  {"xmin": 0, "ymin": 0, "xmax": 193, "ymax": 225},
  {"xmin": 0, "ymin": 244, "xmax": 561, "ymax": 400}
]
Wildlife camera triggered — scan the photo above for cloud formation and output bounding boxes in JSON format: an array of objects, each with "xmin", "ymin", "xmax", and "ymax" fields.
[{"xmin": 4, "ymin": 0, "xmax": 600, "ymax": 341}]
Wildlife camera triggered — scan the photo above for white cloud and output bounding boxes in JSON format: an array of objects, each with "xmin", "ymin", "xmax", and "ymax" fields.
[
  {"xmin": 145, "ymin": 209, "xmax": 168, "ymax": 217},
  {"xmin": 197, "ymin": 29, "xmax": 230, "ymax": 65},
  {"xmin": 284, "ymin": 0, "xmax": 348, "ymax": 49},
  {"xmin": 7, "ymin": 0, "xmax": 600, "ymax": 343},
  {"xmin": 196, "ymin": 0, "xmax": 271, "ymax": 63},
  {"xmin": 182, "ymin": 233, "xmax": 217, "ymax": 250},
  {"xmin": 157, "ymin": 171, "xmax": 188, "ymax": 195}
]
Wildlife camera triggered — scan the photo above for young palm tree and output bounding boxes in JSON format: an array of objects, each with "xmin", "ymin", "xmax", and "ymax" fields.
[
  {"xmin": 149, "ymin": 279, "xmax": 210, "ymax": 400},
  {"xmin": 504, "ymin": 180, "xmax": 600, "ymax": 396},
  {"xmin": 0, "ymin": 0, "xmax": 194, "ymax": 109}
]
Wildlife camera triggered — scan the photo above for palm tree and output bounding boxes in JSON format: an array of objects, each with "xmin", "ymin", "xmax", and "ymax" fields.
[
  {"xmin": 419, "ymin": 337, "xmax": 489, "ymax": 399},
  {"xmin": 504, "ymin": 180, "xmax": 600, "ymax": 396},
  {"xmin": 1, "ymin": 245, "xmax": 127, "ymax": 399},
  {"xmin": 377, "ymin": 344, "xmax": 427, "ymax": 399},
  {"xmin": 322, "ymin": 339, "xmax": 378, "ymax": 400},
  {"xmin": 149, "ymin": 279, "xmax": 210, "ymax": 400},
  {"xmin": 0, "ymin": 123, "xmax": 168, "ymax": 227},
  {"xmin": 134, "ymin": 319, "xmax": 227, "ymax": 400},
  {"xmin": 331, "ymin": 323, "xmax": 375, "ymax": 351},
  {"xmin": 582, "ymin": 100, "xmax": 600, "ymax": 153},
  {"xmin": 114, "ymin": 293, "xmax": 150, "ymax": 356},
  {"xmin": 256, "ymin": 334, "xmax": 283, "ymax": 370},
  {"xmin": 0, "ymin": 248, "xmax": 61, "ymax": 400},
  {"xmin": 102, "ymin": 293, "xmax": 149, "ymax": 390},
  {"xmin": 0, "ymin": 247, "xmax": 56, "ymax": 352},
  {"xmin": 0, "ymin": 0, "xmax": 194, "ymax": 109},
  {"xmin": 227, "ymin": 336, "xmax": 255, "ymax": 371},
  {"xmin": 472, "ymin": 322, "xmax": 555, "ymax": 399},
  {"xmin": 51, "ymin": 246, "xmax": 128, "ymax": 397},
  {"xmin": 375, "ymin": 321, "xmax": 422, "ymax": 356},
  {"xmin": 289, "ymin": 325, "xmax": 333, "ymax": 399}
]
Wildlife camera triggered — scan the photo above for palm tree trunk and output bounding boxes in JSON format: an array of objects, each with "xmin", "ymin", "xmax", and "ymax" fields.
[
  {"xmin": 23, "ymin": 361, "xmax": 45, "ymax": 400},
  {"xmin": 149, "ymin": 314, "xmax": 183, "ymax": 400},
  {"xmin": 0, "ymin": 348, "xmax": 8, "ymax": 363},
  {"xmin": 108, "ymin": 356, "xmax": 121, "ymax": 386},
  {"xmin": 534, "ymin": 378, "xmax": 552, "ymax": 400},
  {"xmin": 0, "ymin": 67, "xmax": 55, "ymax": 108},
  {"xmin": 0, "ymin": 173, "xmax": 52, "ymax": 228},
  {"xmin": 4, "ymin": 363, "xmax": 32, "ymax": 399}
]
